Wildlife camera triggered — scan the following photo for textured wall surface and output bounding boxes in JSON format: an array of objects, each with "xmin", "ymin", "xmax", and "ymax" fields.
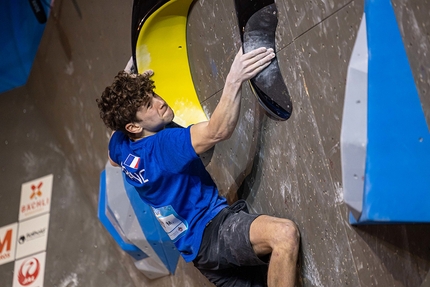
[
  {"xmin": 0, "ymin": 88, "xmax": 139, "ymax": 286},
  {"xmin": 189, "ymin": 0, "xmax": 430, "ymax": 286},
  {"xmin": 1, "ymin": 0, "xmax": 429, "ymax": 286},
  {"xmin": 392, "ymin": 0, "xmax": 430, "ymax": 128}
]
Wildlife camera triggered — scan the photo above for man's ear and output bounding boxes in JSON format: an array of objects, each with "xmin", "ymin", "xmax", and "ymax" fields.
[{"xmin": 125, "ymin": 123, "xmax": 143, "ymax": 134}]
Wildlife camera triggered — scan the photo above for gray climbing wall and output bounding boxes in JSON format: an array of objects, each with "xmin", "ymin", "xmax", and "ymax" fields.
[
  {"xmin": 188, "ymin": 0, "xmax": 430, "ymax": 286},
  {"xmin": 0, "ymin": 0, "xmax": 429, "ymax": 286}
]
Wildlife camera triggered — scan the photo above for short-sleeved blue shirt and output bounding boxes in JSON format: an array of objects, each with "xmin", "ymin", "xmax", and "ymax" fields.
[{"xmin": 109, "ymin": 126, "xmax": 228, "ymax": 262}]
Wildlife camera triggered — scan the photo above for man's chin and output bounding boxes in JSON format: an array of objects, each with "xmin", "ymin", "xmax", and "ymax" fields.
[{"xmin": 166, "ymin": 110, "xmax": 175, "ymax": 122}]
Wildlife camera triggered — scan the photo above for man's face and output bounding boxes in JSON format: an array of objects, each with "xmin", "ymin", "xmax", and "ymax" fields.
[{"xmin": 135, "ymin": 93, "xmax": 174, "ymax": 133}]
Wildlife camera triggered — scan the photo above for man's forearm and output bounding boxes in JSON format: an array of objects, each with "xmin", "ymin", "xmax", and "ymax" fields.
[{"xmin": 206, "ymin": 77, "xmax": 243, "ymax": 142}]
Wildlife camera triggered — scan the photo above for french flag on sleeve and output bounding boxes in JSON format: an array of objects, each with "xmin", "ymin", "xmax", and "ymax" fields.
[{"xmin": 124, "ymin": 154, "xmax": 140, "ymax": 169}]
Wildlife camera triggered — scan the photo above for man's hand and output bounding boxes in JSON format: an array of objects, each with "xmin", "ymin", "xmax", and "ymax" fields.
[
  {"xmin": 227, "ymin": 47, "xmax": 274, "ymax": 86},
  {"xmin": 142, "ymin": 69, "xmax": 154, "ymax": 78},
  {"xmin": 190, "ymin": 47, "xmax": 275, "ymax": 155},
  {"xmin": 123, "ymin": 55, "xmax": 154, "ymax": 78}
]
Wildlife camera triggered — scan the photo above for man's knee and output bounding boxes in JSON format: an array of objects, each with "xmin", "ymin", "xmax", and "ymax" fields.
[
  {"xmin": 272, "ymin": 219, "xmax": 300, "ymax": 252},
  {"xmin": 250, "ymin": 216, "xmax": 300, "ymax": 256}
]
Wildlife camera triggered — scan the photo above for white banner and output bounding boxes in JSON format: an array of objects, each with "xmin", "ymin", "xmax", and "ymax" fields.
[
  {"xmin": 13, "ymin": 252, "xmax": 46, "ymax": 287},
  {"xmin": 0, "ymin": 223, "xmax": 18, "ymax": 265},
  {"xmin": 19, "ymin": 174, "xmax": 53, "ymax": 221},
  {"xmin": 16, "ymin": 214, "xmax": 50, "ymax": 260}
]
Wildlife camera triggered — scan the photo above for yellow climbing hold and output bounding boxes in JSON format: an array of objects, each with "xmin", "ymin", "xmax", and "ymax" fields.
[{"xmin": 135, "ymin": 0, "xmax": 208, "ymax": 127}]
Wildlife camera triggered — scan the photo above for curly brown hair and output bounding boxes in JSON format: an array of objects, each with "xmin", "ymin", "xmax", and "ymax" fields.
[{"xmin": 96, "ymin": 71, "xmax": 155, "ymax": 136}]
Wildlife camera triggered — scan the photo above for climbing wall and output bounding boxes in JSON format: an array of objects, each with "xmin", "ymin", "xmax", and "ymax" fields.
[
  {"xmin": 0, "ymin": 0, "xmax": 429, "ymax": 286},
  {"xmin": 188, "ymin": 0, "xmax": 430, "ymax": 286}
]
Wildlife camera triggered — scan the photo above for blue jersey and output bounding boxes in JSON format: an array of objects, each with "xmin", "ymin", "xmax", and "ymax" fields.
[{"xmin": 108, "ymin": 126, "xmax": 228, "ymax": 262}]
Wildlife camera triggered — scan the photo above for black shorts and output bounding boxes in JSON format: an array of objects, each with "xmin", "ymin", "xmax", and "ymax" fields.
[{"xmin": 193, "ymin": 200, "xmax": 269, "ymax": 287}]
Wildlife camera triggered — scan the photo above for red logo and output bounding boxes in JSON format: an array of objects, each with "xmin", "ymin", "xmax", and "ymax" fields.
[
  {"xmin": 0, "ymin": 229, "xmax": 12, "ymax": 253},
  {"xmin": 17, "ymin": 257, "xmax": 40, "ymax": 286},
  {"xmin": 30, "ymin": 182, "xmax": 43, "ymax": 199}
]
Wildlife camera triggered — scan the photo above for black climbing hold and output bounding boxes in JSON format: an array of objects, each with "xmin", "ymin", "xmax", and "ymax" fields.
[{"xmin": 235, "ymin": 0, "xmax": 293, "ymax": 120}]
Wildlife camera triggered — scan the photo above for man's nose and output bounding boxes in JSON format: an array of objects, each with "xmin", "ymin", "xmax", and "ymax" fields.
[{"xmin": 154, "ymin": 97, "xmax": 165, "ymax": 108}]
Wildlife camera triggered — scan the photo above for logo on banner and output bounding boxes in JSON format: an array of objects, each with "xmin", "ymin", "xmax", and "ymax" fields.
[
  {"xmin": 0, "ymin": 229, "xmax": 12, "ymax": 254},
  {"xmin": 17, "ymin": 257, "xmax": 40, "ymax": 286},
  {"xmin": 19, "ymin": 174, "xmax": 53, "ymax": 221},
  {"xmin": 30, "ymin": 182, "xmax": 43, "ymax": 199},
  {"xmin": 0, "ymin": 223, "xmax": 18, "ymax": 265},
  {"xmin": 13, "ymin": 252, "xmax": 46, "ymax": 287},
  {"xmin": 18, "ymin": 227, "xmax": 47, "ymax": 244},
  {"xmin": 16, "ymin": 214, "xmax": 50, "ymax": 260}
]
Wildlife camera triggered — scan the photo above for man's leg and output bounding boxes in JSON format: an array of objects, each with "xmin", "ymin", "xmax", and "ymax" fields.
[{"xmin": 250, "ymin": 215, "xmax": 300, "ymax": 287}]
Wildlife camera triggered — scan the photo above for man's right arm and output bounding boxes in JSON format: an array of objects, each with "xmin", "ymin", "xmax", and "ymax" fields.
[{"xmin": 190, "ymin": 47, "xmax": 275, "ymax": 155}]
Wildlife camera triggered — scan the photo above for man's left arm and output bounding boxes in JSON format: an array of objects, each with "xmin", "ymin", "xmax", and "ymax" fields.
[{"xmin": 108, "ymin": 131, "xmax": 120, "ymax": 167}]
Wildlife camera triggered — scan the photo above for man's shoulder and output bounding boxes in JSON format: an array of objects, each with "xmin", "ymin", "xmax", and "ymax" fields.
[
  {"xmin": 109, "ymin": 131, "xmax": 130, "ymax": 150},
  {"xmin": 155, "ymin": 125, "xmax": 190, "ymax": 141}
]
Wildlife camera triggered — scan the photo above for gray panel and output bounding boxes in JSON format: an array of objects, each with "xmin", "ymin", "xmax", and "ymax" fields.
[
  {"xmin": 188, "ymin": 0, "xmax": 240, "ymax": 102},
  {"xmin": 341, "ymin": 12, "xmax": 368, "ymax": 219},
  {"xmin": 349, "ymin": 224, "xmax": 430, "ymax": 287},
  {"xmin": 275, "ymin": 0, "xmax": 353, "ymax": 49},
  {"xmin": 290, "ymin": 1, "xmax": 364, "ymax": 187},
  {"xmin": 392, "ymin": 0, "xmax": 430, "ymax": 128}
]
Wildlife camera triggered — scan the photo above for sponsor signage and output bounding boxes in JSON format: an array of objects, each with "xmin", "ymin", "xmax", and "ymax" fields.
[
  {"xmin": 16, "ymin": 214, "xmax": 50, "ymax": 260},
  {"xmin": 1, "ymin": 174, "xmax": 53, "ymax": 286},
  {"xmin": 0, "ymin": 223, "xmax": 18, "ymax": 265},
  {"xmin": 19, "ymin": 174, "xmax": 53, "ymax": 221},
  {"xmin": 13, "ymin": 252, "xmax": 46, "ymax": 287}
]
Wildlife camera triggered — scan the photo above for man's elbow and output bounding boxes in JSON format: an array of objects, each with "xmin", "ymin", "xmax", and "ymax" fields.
[
  {"xmin": 207, "ymin": 122, "xmax": 235, "ymax": 142},
  {"xmin": 207, "ymin": 129, "xmax": 233, "ymax": 145},
  {"xmin": 109, "ymin": 158, "xmax": 119, "ymax": 167},
  {"xmin": 190, "ymin": 122, "xmax": 233, "ymax": 154}
]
